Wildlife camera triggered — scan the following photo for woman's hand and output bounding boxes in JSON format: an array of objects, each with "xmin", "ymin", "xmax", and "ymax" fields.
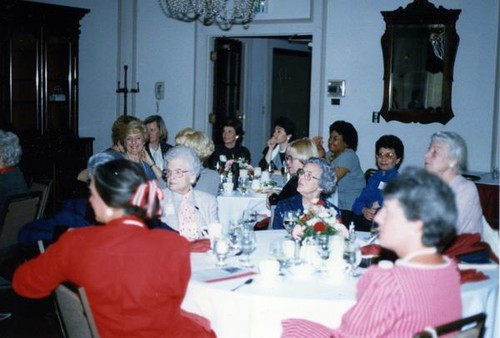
[
  {"xmin": 362, "ymin": 202, "xmax": 380, "ymax": 221},
  {"xmin": 267, "ymin": 137, "xmax": 277, "ymax": 149},
  {"xmin": 291, "ymin": 224, "xmax": 305, "ymax": 241},
  {"xmin": 312, "ymin": 136, "xmax": 326, "ymax": 158}
]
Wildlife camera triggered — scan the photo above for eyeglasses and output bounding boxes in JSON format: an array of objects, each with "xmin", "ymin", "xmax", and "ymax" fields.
[
  {"xmin": 376, "ymin": 152, "xmax": 396, "ymax": 160},
  {"xmin": 297, "ymin": 168, "xmax": 319, "ymax": 181},
  {"xmin": 165, "ymin": 169, "xmax": 191, "ymax": 178}
]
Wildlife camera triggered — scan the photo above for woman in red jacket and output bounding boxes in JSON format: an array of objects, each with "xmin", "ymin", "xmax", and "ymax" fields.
[{"xmin": 13, "ymin": 159, "xmax": 215, "ymax": 338}]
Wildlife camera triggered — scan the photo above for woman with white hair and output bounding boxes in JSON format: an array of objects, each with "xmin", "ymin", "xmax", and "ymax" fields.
[
  {"xmin": 161, "ymin": 146, "xmax": 218, "ymax": 241},
  {"xmin": 0, "ymin": 129, "xmax": 28, "ymax": 214},
  {"xmin": 424, "ymin": 131, "xmax": 482, "ymax": 235}
]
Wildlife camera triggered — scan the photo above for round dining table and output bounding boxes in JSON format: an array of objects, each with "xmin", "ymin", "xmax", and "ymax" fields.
[{"xmin": 181, "ymin": 230, "xmax": 499, "ymax": 338}]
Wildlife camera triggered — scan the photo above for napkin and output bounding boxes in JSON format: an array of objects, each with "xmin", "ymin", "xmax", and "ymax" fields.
[
  {"xmin": 443, "ymin": 233, "xmax": 498, "ymax": 263},
  {"xmin": 459, "ymin": 268, "xmax": 489, "ymax": 284},
  {"xmin": 361, "ymin": 244, "xmax": 381, "ymax": 256},
  {"xmin": 190, "ymin": 239, "xmax": 211, "ymax": 253}
]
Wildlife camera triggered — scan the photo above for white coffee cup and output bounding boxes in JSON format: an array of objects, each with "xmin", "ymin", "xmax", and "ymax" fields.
[
  {"xmin": 253, "ymin": 167, "xmax": 262, "ymax": 178},
  {"xmin": 261, "ymin": 171, "xmax": 270, "ymax": 183},
  {"xmin": 251, "ymin": 179, "xmax": 260, "ymax": 190},
  {"xmin": 259, "ymin": 259, "xmax": 280, "ymax": 280},
  {"xmin": 222, "ymin": 182, "xmax": 234, "ymax": 195}
]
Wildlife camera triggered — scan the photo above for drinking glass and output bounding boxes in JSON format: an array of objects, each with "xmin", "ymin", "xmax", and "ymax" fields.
[
  {"xmin": 316, "ymin": 234, "xmax": 331, "ymax": 271},
  {"xmin": 343, "ymin": 242, "xmax": 362, "ymax": 277},
  {"xmin": 240, "ymin": 228, "xmax": 256, "ymax": 268},
  {"xmin": 269, "ymin": 240, "xmax": 288, "ymax": 274},
  {"xmin": 283, "ymin": 211, "xmax": 295, "ymax": 239},
  {"xmin": 213, "ymin": 237, "xmax": 230, "ymax": 267},
  {"xmin": 238, "ymin": 176, "xmax": 250, "ymax": 195}
]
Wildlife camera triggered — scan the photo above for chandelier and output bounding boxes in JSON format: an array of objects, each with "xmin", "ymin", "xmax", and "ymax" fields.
[{"xmin": 158, "ymin": 0, "xmax": 261, "ymax": 31}]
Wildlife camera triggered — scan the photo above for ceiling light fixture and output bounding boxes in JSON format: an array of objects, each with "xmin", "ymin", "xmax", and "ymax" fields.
[{"xmin": 158, "ymin": 0, "xmax": 264, "ymax": 31}]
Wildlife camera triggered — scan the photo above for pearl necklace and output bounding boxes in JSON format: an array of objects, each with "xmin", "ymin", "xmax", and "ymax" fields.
[{"xmin": 401, "ymin": 247, "xmax": 438, "ymax": 262}]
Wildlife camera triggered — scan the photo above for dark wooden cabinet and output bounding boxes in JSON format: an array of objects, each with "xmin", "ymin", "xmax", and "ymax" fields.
[{"xmin": 0, "ymin": 1, "xmax": 92, "ymax": 212}]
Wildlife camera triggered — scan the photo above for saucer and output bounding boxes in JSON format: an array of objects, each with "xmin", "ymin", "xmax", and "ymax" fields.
[
  {"xmin": 254, "ymin": 275, "xmax": 282, "ymax": 288},
  {"xmin": 288, "ymin": 264, "xmax": 316, "ymax": 278}
]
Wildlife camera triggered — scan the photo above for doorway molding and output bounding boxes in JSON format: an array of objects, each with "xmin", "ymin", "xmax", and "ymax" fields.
[{"xmin": 193, "ymin": 0, "xmax": 327, "ymax": 158}]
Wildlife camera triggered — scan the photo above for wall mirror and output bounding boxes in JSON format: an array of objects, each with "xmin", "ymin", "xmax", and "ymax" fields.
[{"xmin": 378, "ymin": 0, "xmax": 461, "ymax": 124}]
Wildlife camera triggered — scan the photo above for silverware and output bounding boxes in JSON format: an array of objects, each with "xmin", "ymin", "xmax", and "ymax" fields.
[{"xmin": 230, "ymin": 278, "xmax": 253, "ymax": 292}]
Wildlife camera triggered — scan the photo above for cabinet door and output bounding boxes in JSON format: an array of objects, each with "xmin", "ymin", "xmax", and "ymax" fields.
[{"xmin": 45, "ymin": 33, "xmax": 74, "ymax": 133}]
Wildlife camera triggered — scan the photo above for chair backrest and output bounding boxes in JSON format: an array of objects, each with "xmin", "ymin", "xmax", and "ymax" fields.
[
  {"xmin": 55, "ymin": 282, "xmax": 100, "ymax": 338},
  {"xmin": 364, "ymin": 168, "xmax": 377, "ymax": 183},
  {"xmin": 0, "ymin": 191, "xmax": 41, "ymax": 249},
  {"xmin": 29, "ymin": 179, "xmax": 52, "ymax": 219},
  {"xmin": 413, "ymin": 313, "xmax": 487, "ymax": 338}
]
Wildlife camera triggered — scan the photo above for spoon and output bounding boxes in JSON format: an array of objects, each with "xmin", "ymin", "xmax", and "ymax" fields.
[{"xmin": 231, "ymin": 278, "xmax": 253, "ymax": 291}]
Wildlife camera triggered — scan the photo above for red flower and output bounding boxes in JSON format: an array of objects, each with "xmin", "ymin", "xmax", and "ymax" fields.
[{"xmin": 313, "ymin": 222, "xmax": 326, "ymax": 233}]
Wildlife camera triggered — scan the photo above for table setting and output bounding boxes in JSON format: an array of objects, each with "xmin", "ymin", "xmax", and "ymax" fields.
[{"xmin": 182, "ymin": 222, "xmax": 499, "ymax": 338}]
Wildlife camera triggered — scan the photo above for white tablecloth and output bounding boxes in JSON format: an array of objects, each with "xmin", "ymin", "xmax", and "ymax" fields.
[
  {"xmin": 217, "ymin": 191, "xmax": 269, "ymax": 233},
  {"xmin": 182, "ymin": 230, "xmax": 499, "ymax": 338}
]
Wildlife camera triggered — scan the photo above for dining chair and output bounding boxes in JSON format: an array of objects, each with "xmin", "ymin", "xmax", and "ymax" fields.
[
  {"xmin": 29, "ymin": 178, "xmax": 52, "ymax": 219},
  {"xmin": 54, "ymin": 282, "xmax": 100, "ymax": 338},
  {"xmin": 413, "ymin": 312, "xmax": 486, "ymax": 338},
  {"xmin": 0, "ymin": 191, "xmax": 42, "ymax": 250}
]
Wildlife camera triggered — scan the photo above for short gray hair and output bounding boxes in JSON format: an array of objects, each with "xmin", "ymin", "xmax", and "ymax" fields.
[
  {"xmin": 305, "ymin": 157, "xmax": 336, "ymax": 195},
  {"xmin": 383, "ymin": 167, "xmax": 457, "ymax": 249},
  {"xmin": 164, "ymin": 145, "xmax": 201, "ymax": 178},
  {"xmin": 0, "ymin": 130, "xmax": 22, "ymax": 166},
  {"xmin": 430, "ymin": 131, "xmax": 467, "ymax": 173}
]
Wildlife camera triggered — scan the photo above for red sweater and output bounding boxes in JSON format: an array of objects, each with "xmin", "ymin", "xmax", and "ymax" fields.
[
  {"xmin": 282, "ymin": 258, "xmax": 462, "ymax": 338},
  {"xmin": 13, "ymin": 216, "xmax": 215, "ymax": 338}
]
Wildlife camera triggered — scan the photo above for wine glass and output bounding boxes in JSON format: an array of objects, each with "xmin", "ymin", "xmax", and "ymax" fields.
[
  {"xmin": 316, "ymin": 234, "xmax": 331, "ymax": 272},
  {"xmin": 269, "ymin": 240, "xmax": 288, "ymax": 274},
  {"xmin": 240, "ymin": 228, "xmax": 256, "ymax": 268},
  {"xmin": 238, "ymin": 176, "xmax": 250, "ymax": 195},
  {"xmin": 213, "ymin": 237, "xmax": 230, "ymax": 267},
  {"xmin": 343, "ymin": 242, "xmax": 362, "ymax": 277},
  {"xmin": 283, "ymin": 211, "xmax": 296, "ymax": 239}
]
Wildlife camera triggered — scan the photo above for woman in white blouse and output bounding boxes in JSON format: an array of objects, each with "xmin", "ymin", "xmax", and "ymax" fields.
[{"xmin": 160, "ymin": 146, "xmax": 219, "ymax": 241}]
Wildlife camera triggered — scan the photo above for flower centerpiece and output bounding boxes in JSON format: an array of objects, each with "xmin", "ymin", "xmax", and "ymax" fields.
[
  {"xmin": 296, "ymin": 199, "xmax": 348, "ymax": 242},
  {"xmin": 224, "ymin": 158, "xmax": 254, "ymax": 178}
]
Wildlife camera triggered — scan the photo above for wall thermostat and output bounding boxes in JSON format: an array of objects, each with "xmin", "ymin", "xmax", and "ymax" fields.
[{"xmin": 328, "ymin": 80, "xmax": 346, "ymax": 97}]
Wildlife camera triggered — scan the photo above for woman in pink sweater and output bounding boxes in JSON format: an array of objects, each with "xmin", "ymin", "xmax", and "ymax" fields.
[{"xmin": 281, "ymin": 167, "xmax": 462, "ymax": 338}]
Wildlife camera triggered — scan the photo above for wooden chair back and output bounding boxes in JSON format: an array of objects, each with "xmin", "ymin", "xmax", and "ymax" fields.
[
  {"xmin": 413, "ymin": 313, "xmax": 487, "ymax": 338},
  {"xmin": 0, "ymin": 191, "xmax": 41, "ymax": 249},
  {"xmin": 29, "ymin": 179, "xmax": 52, "ymax": 219}
]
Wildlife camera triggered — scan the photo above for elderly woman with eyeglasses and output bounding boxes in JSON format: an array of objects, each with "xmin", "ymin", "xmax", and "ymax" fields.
[
  {"xmin": 160, "ymin": 146, "xmax": 218, "ymax": 241},
  {"xmin": 268, "ymin": 138, "xmax": 318, "ymax": 208},
  {"xmin": 352, "ymin": 135, "xmax": 404, "ymax": 231},
  {"xmin": 272, "ymin": 157, "xmax": 338, "ymax": 230}
]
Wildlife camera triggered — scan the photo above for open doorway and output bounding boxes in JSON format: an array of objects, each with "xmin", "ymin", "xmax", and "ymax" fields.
[{"xmin": 210, "ymin": 35, "xmax": 312, "ymax": 166}]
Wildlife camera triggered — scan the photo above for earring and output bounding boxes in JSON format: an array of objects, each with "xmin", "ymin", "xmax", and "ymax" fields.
[
  {"xmin": 236, "ymin": 135, "xmax": 239, "ymax": 139},
  {"xmin": 105, "ymin": 209, "xmax": 113, "ymax": 217}
]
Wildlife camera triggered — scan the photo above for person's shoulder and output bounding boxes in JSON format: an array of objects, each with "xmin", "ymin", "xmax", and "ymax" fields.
[{"xmin": 194, "ymin": 189, "xmax": 217, "ymax": 202}]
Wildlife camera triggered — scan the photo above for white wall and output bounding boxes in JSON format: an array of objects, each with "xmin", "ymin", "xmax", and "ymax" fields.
[{"xmin": 31, "ymin": 0, "xmax": 499, "ymax": 173}]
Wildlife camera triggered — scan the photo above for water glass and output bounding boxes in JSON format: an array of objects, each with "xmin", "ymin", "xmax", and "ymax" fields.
[
  {"xmin": 316, "ymin": 234, "xmax": 331, "ymax": 271},
  {"xmin": 283, "ymin": 211, "xmax": 295, "ymax": 239},
  {"xmin": 213, "ymin": 237, "xmax": 230, "ymax": 267},
  {"xmin": 240, "ymin": 228, "xmax": 256, "ymax": 268},
  {"xmin": 343, "ymin": 242, "xmax": 362, "ymax": 277}
]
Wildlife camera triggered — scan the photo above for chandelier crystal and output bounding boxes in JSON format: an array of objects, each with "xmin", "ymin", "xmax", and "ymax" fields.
[{"xmin": 159, "ymin": 0, "xmax": 260, "ymax": 31}]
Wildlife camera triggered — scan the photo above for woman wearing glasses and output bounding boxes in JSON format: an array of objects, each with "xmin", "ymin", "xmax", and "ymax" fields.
[
  {"xmin": 268, "ymin": 138, "xmax": 318, "ymax": 207},
  {"xmin": 272, "ymin": 157, "xmax": 338, "ymax": 229},
  {"xmin": 160, "ymin": 146, "xmax": 218, "ymax": 241},
  {"xmin": 352, "ymin": 135, "xmax": 404, "ymax": 231}
]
